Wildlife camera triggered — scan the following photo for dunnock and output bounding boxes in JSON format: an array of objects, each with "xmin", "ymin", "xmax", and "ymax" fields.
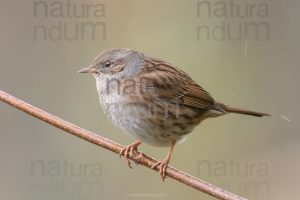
[{"xmin": 78, "ymin": 48, "xmax": 270, "ymax": 180}]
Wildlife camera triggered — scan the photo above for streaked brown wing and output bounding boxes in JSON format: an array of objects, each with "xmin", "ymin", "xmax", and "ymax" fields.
[
  {"xmin": 182, "ymin": 82, "xmax": 215, "ymax": 109},
  {"xmin": 136, "ymin": 59, "xmax": 216, "ymax": 110}
]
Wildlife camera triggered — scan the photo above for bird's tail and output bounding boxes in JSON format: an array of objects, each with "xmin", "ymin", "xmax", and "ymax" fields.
[{"xmin": 216, "ymin": 103, "xmax": 270, "ymax": 117}]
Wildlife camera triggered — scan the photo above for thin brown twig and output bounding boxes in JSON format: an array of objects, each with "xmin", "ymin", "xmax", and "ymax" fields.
[{"xmin": 0, "ymin": 90, "xmax": 247, "ymax": 200}]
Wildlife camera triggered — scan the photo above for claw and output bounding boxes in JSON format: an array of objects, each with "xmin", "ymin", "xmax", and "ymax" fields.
[
  {"xmin": 151, "ymin": 160, "xmax": 169, "ymax": 181},
  {"xmin": 119, "ymin": 140, "xmax": 142, "ymax": 168},
  {"xmin": 151, "ymin": 141, "xmax": 176, "ymax": 181}
]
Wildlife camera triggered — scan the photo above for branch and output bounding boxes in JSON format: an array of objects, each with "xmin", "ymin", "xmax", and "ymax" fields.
[{"xmin": 0, "ymin": 90, "xmax": 247, "ymax": 200}]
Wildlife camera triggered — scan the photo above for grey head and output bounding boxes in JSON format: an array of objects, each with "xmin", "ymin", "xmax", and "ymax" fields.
[{"xmin": 78, "ymin": 48, "xmax": 145, "ymax": 80}]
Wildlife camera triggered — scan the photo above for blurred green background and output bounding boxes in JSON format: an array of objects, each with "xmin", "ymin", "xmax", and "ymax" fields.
[{"xmin": 1, "ymin": 0, "xmax": 299, "ymax": 199}]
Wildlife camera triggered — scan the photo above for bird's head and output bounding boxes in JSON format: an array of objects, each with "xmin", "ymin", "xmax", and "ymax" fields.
[{"xmin": 78, "ymin": 48, "xmax": 144, "ymax": 80}]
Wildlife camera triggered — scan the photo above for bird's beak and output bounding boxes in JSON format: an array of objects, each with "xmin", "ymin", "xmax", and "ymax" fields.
[{"xmin": 77, "ymin": 66, "xmax": 98, "ymax": 73}]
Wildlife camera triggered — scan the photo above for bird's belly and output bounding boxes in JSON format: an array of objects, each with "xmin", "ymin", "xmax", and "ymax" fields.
[{"xmin": 100, "ymin": 95, "xmax": 201, "ymax": 147}]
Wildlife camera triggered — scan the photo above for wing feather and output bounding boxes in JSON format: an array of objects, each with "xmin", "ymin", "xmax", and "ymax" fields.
[{"xmin": 136, "ymin": 59, "xmax": 215, "ymax": 110}]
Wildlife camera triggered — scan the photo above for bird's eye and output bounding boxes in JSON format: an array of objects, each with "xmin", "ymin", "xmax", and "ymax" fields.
[{"xmin": 104, "ymin": 61, "xmax": 111, "ymax": 67}]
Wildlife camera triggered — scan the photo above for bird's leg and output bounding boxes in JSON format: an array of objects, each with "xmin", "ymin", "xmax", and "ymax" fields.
[
  {"xmin": 151, "ymin": 141, "xmax": 176, "ymax": 181},
  {"xmin": 119, "ymin": 140, "xmax": 142, "ymax": 168}
]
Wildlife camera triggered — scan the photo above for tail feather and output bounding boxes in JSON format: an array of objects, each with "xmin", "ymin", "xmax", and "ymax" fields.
[{"xmin": 217, "ymin": 103, "xmax": 270, "ymax": 117}]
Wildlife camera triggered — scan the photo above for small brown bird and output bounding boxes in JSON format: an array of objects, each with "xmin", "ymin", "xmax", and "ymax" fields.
[{"xmin": 78, "ymin": 48, "xmax": 270, "ymax": 180}]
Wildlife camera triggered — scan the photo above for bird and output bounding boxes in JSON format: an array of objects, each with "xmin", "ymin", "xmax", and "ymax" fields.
[{"xmin": 78, "ymin": 48, "xmax": 270, "ymax": 180}]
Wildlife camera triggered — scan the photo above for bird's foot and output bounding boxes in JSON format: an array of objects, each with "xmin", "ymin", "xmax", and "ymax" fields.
[
  {"xmin": 151, "ymin": 158, "xmax": 170, "ymax": 181},
  {"xmin": 151, "ymin": 141, "xmax": 176, "ymax": 181},
  {"xmin": 119, "ymin": 140, "xmax": 142, "ymax": 168}
]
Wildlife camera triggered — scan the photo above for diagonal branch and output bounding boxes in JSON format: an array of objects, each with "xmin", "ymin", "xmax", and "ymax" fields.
[{"xmin": 0, "ymin": 90, "xmax": 247, "ymax": 200}]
